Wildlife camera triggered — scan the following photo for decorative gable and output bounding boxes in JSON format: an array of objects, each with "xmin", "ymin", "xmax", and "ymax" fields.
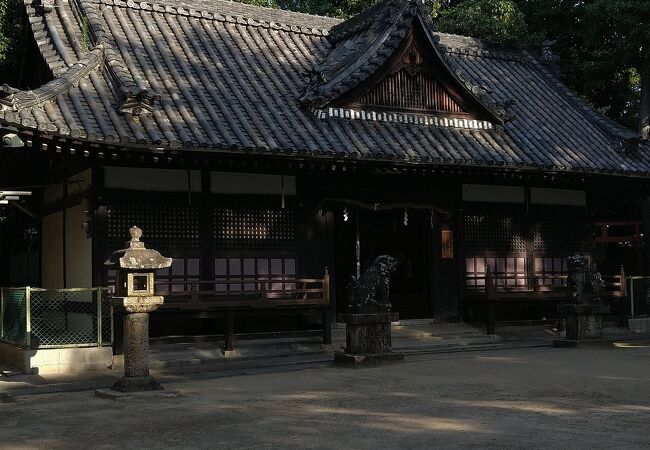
[
  {"xmin": 302, "ymin": 0, "xmax": 506, "ymax": 129},
  {"xmin": 350, "ymin": 36, "xmax": 467, "ymax": 115}
]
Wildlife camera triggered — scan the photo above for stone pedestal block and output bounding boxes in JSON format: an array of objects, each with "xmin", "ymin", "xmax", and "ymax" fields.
[
  {"xmin": 554, "ymin": 304, "xmax": 611, "ymax": 348},
  {"xmin": 334, "ymin": 312, "xmax": 404, "ymax": 368}
]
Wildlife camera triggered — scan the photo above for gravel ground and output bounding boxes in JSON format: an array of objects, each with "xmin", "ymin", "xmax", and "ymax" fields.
[{"xmin": 2, "ymin": 345, "xmax": 650, "ymax": 449}]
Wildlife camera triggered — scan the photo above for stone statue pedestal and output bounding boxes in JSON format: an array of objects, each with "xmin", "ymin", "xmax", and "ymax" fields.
[
  {"xmin": 553, "ymin": 304, "xmax": 611, "ymax": 348},
  {"xmin": 334, "ymin": 312, "xmax": 404, "ymax": 368}
]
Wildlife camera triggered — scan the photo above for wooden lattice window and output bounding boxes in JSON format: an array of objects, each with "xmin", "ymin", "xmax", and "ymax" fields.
[
  {"xmin": 533, "ymin": 216, "xmax": 589, "ymax": 254},
  {"xmin": 107, "ymin": 258, "xmax": 199, "ymax": 294},
  {"xmin": 215, "ymin": 257, "xmax": 297, "ymax": 294},
  {"xmin": 465, "ymin": 256, "xmax": 527, "ymax": 289},
  {"xmin": 464, "ymin": 215, "xmax": 526, "ymax": 253},
  {"xmin": 534, "ymin": 257, "xmax": 568, "ymax": 287},
  {"xmin": 155, "ymin": 258, "xmax": 201, "ymax": 293},
  {"xmin": 107, "ymin": 204, "xmax": 200, "ymax": 253},
  {"xmin": 214, "ymin": 208, "xmax": 295, "ymax": 251}
]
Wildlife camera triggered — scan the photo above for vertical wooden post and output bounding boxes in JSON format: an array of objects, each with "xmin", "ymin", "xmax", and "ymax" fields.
[
  {"xmin": 485, "ymin": 266, "xmax": 496, "ymax": 335},
  {"xmin": 532, "ymin": 276, "xmax": 540, "ymax": 297},
  {"xmin": 323, "ymin": 268, "xmax": 332, "ymax": 344},
  {"xmin": 485, "ymin": 265, "xmax": 495, "ymax": 300},
  {"xmin": 487, "ymin": 302, "xmax": 495, "ymax": 335},
  {"xmin": 97, "ymin": 287, "xmax": 103, "ymax": 347},
  {"xmin": 355, "ymin": 211, "xmax": 361, "ymax": 279},
  {"xmin": 620, "ymin": 265, "xmax": 626, "ymax": 297},
  {"xmin": 0, "ymin": 287, "xmax": 4, "ymax": 340},
  {"xmin": 225, "ymin": 309, "xmax": 235, "ymax": 352},
  {"xmin": 190, "ymin": 282, "xmax": 199, "ymax": 307},
  {"xmin": 323, "ymin": 267, "xmax": 330, "ymax": 304}
]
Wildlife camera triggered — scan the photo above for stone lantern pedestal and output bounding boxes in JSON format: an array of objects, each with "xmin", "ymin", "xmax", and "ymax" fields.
[
  {"xmin": 102, "ymin": 226, "xmax": 172, "ymax": 393},
  {"xmin": 112, "ymin": 298, "xmax": 164, "ymax": 392},
  {"xmin": 334, "ymin": 312, "xmax": 404, "ymax": 368}
]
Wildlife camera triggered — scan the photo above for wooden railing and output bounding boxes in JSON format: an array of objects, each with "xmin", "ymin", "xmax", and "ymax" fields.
[
  {"xmin": 464, "ymin": 267, "xmax": 626, "ymax": 301},
  {"xmin": 147, "ymin": 270, "xmax": 331, "ymax": 351},
  {"xmin": 155, "ymin": 271, "xmax": 330, "ymax": 311},
  {"xmin": 462, "ymin": 267, "xmax": 627, "ymax": 335}
]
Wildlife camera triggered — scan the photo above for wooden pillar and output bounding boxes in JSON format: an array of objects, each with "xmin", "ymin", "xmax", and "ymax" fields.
[
  {"xmin": 91, "ymin": 165, "xmax": 107, "ymax": 287},
  {"xmin": 199, "ymin": 170, "xmax": 214, "ymax": 285}
]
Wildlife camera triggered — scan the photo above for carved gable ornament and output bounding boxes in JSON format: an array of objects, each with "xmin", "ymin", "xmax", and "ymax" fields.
[
  {"xmin": 302, "ymin": 0, "xmax": 506, "ymax": 129},
  {"xmin": 352, "ymin": 35, "xmax": 466, "ymax": 114}
]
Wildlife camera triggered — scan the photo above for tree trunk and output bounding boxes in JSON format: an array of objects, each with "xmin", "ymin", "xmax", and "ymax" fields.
[{"xmin": 641, "ymin": 64, "xmax": 650, "ymax": 139}]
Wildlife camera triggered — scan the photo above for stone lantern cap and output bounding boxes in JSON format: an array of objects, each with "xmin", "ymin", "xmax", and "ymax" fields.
[{"xmin": 104, "ymin": 226, "xmax": 172, "ymax": 270}]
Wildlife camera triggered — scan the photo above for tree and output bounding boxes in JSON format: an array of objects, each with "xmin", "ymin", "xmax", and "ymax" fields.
[
  {"xmin": 0, "ymin": 0, "xmax": 26, "ymax": 85},
  {"xmin": 438, "ymin": 0, "xmax": 647, "ymax": 135},
  {"xmin": 435, "ymin": 0, "xmax": 527, "ymax": 45},
  {"xmin": 581, "ymin": 1, "xmax": 650, "ymax": 137}
]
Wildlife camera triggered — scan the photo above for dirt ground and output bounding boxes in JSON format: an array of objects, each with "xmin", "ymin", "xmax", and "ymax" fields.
[{"xmin": 2, "ymin": 345, "xmax": 650, "ymax": 449}]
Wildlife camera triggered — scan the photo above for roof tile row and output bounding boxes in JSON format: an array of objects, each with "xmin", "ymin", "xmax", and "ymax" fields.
[{"xmin": 0, "ymin": 0, "xmax": 648, "ymax": 176}]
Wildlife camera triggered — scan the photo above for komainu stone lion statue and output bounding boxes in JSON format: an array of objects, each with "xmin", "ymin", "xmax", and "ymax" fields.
[
  {"xmin": 346, "ymin": 255, "xmax": 399, "ymax": 313},
  {"xmin": 567, "ymin": 255, "xmax": 603, "ymax": 305}
]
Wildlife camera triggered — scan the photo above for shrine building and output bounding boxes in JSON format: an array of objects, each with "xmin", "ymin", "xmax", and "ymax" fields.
[{"xmin": 2, "ymin": 0, "xmax": 650, "ymax": 344}]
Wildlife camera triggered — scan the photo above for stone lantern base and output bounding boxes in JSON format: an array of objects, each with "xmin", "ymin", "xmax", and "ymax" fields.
[
  {"xmin": 111, "ymin": 300, "xmax": 165, "ymax": 392},
  {"xmin": 334, "ymin": 312, "xmax": 404, "ymax": 368},
  {"xmin": 112, "ymin": 375, "xmax": 163, "ymax": 392},
  {"xmin": 554, "ymin": 304, "xmax": 611, "ymax": 348}
]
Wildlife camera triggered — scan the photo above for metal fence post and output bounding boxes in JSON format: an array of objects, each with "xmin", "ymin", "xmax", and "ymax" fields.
[
  {"xmin": 97, "ymin": 287, "xmax": 103, "ymax": 347},
  {"xmin": 25, "ymin": 286, "xmax": 31, "ymax": 349}
]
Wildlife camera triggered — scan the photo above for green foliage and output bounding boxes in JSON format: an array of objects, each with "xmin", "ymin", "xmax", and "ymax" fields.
[
  {"xmin": 517, "ymin": 0, "xmax": 649, "ymax": 132},
  {"xmin": 436, "ymin": 0, "xmax": 527, "ymax": 45},
  {"xmin": 0, "ymin": 0, "xmax": 28, "ymax": 85},
  {"xmin": 0, "ymin": 0, "xmax": 24, "ymax": 68}
]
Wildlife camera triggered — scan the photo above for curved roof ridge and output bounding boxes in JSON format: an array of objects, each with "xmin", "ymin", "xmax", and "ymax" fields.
[
  {"xmin": 89, "ymin": 0, "xmax": 340, "ymax": 36},
  {"xmin": 0, "ymin": 46, "xmax": 104, "ymax": 111},
  {"xmin": 77, "ymin": 0, "xmax": 161, "ymax": 114}
]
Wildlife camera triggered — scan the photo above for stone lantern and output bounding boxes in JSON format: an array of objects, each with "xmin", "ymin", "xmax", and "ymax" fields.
[{"xmin": 105, "ymin": 226, "xmax": 171, "ymax": 392}]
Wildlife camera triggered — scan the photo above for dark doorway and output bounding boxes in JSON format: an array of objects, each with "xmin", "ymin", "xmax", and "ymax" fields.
[{"xmin": 334, "ymin": 209, "xmax": 430, "ymax": 319}]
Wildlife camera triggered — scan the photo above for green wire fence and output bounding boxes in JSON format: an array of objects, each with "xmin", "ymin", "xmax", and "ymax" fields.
[{"xmin": 0, "ymin": 287, "xmax": 112, "ymax": 349}]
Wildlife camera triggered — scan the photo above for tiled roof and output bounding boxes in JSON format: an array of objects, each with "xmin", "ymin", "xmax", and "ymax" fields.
[{"xmin": 1, "ymin": 0, "xmax": 649, "ymax": 175}]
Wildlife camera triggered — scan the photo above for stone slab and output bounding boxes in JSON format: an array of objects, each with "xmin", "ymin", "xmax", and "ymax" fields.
[
  {"xmin": 221, "ymin": 349, "xmax": 238, "ymax": 358},
  {"xmin": 95, "ymin": 388, "xmax": 179, "ymax": 401},
  {"xmin": 553, "ymin": 339, "xmax": 614, "ymax": 348},
  {"xmin": 628, "ymin": 318, "xmax": 650, "ymax": 334},
  {"xmin": 334, "ymin": 351, "xmax": 404, "ymax": 368}
]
